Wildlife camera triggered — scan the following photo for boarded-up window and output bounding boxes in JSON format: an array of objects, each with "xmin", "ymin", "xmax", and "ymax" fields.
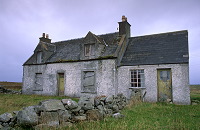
[
  {"xmin": 34, "ymin": 73, "xmax": 43, "ymax": 91},
  {"xmin": 37, "ymin": 52, "xmax": 42, "ymax": 63},
  {"xmin": 82, "ymin": 71, "xmax": 96, "ymax": 93},
  {"xmin": 130, "ymin": 70, "xmax": 145, "ymax": 87},
  {"xmin": 84, "ymin": 44, "xmax": 95, "ymax": 56}
]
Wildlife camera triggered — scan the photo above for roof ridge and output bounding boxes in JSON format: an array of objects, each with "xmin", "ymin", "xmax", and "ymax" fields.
[
  {"xmin": 97, "ymin": 32, "xmax": 118, "ymax": 36},
  {"xmin": 131, "ymin": 30, "xmax": 187, "ymax": 38},
  {"xmin": 52, "ymin": 32, "xmax": 119, "ymax": 44}
]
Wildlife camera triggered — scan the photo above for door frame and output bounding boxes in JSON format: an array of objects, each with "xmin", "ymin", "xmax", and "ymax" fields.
[
  {"xmin": 57, "ymin": 72, "xmax": 65, "ymax": 96},
  {"xmin": 157, "ymin": 68, "xmax": 173, "ymax": 102}
]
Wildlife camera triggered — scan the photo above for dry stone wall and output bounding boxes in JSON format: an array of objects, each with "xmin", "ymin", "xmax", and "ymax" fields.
[
  {"xmin": 0, "ymin": 93, "xmax": 127, "ymax": 129},
  {"xmin": 0, "ymin": 86, "xmax": 21, "ymax": 94}
]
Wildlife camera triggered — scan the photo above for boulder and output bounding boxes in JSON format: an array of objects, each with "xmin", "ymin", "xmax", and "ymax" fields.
[
  {"xmin": 105, "ymin": 95, "xmax": 114, "ymax": 104},
  {"xmin": 39, "ymin": 112, "xmax": 59, "ymax": 125},
  {"xmin": 86, "ymin": 109, "xmax": 103, "ymax": 121},
  {"xmin": 100, "ymin": 96, "xmax": 106, "ymax": 102},
  {"xmin": 71, "ymin": 106, "xmax": 81, "ymax": 113},
  {"xmin": 58, "ymin": 110, "xmax": 71, "ymax": 123},
  {"xmin": 112, "ymin": 113, "xmax": 124, "ymax": 119},
  {"xmin": 0, "ymin": 113, "xmax": 13, "ymax": 122},
  {"xmin": 112, "ymin": 104, "xmax": 119, "ymax": 113},
  {"xmin": 62, "ymin": 99, "xmax": 78, "ymax": 110},
  {"xmin": 94, "ymin": 98, "xmax": 100, "ymax": 106},
  {"xmin": 73, "ymin": 116, "xmax": 86, "ymax": 122},
  {"xmin": 106, "ymin": 109, "xmax": 113, "ymax": 116},
  {"xmin": 39, "ymin": 99, "xmax": 65, "ymax": 112},
  {"xmin": 17, "ymin": 106, "xmax": 38, "ymax": 126},
  {"xmin": 79, "ymin": 109, "xmax": 85, "ymax": 116},
  {"xmin": 78, "ymin": 96, "xmax": 94, "ymax": 110}
]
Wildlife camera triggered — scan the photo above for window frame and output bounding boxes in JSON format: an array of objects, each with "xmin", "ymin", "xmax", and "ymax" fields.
[
  {"xmin": 33, "ymin": 73, "xmax": 43, "ymax": 91},
  {"xmin": 36, "ymin": 51, "xmax": 42, "ymax": 64},
  {"xmin": 81, "ymin": 70, "xmax": 96, "ymax": 93},
  {"xmin": 130, "ymin": 69, "xmax": 145, "ymax": 88},
  {"xmin": 84, "ymin": 44, "xmax": 95, "ymax": 57}
]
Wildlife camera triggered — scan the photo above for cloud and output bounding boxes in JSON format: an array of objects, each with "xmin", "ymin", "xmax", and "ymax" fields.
[{"xmin": 0, "ymin": 0, "xmax": 199, "ymax": 84}]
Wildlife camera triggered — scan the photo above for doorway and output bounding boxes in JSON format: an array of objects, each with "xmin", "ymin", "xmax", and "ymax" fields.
[
  {"xmin": 58, "ymin": 73, "xmax": 65, "ymax": 96},
  {"xmin": 157, "ymin": 69, "xmax": 172, "ymax": 102}
]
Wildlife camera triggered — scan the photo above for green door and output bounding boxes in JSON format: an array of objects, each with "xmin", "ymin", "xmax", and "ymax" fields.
[
  {"xmin": 58, "ymin": 73, "xmax": 64, "ymax": 96},
  {"xmin": 157, "ymin": 69, "xmax": 172, "ymax": 102}
]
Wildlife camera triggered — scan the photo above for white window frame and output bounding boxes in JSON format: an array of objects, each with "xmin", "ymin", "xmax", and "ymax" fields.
[{"xmin": 130, "ymin": 69, "xmax": 145, "ymax": 88}]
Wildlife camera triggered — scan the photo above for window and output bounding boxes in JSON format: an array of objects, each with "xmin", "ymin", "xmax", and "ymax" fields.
[
  {"xmin": 37, "ymin": 51, "xmax": 42, "ymax": 63},
  {"xmin": 160, "ymin": 70, "xmax": 170, "ymax": 82},
  {"xmin": 130, "ymin": 70, "xmax": 144, "ymax": 87},
  {"xmin": 82, "ymin": 71, "xmax": 96, "ymax": 93},
  {"xmin": 84, "ymin": 44, "xmax": 95, "ymax": 56},
  {"xmin": 34, "ymin": 73, "xmax": 43, "ymax": 91}
]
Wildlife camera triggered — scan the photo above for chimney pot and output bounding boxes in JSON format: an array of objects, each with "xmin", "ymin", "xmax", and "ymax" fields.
[
  {"xmin": 122, "ymin": 15, "xmax": 126, "ymax": 22},
  {"xmin": 46, "ymin": 34, "xmax": 49, "ymax": 39},
  {"xmin": 42, "ymin": 33, "xmax": 45, "ymax": 38}
]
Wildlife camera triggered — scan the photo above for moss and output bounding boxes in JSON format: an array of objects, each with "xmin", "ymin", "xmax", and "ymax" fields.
[
  {"xmin": 97, "ymin": 55, "xmax": 115, "ymax": 60},
  {"xmin": 55, "ymin": 56, "xmax": 115, "ymax": 63}
]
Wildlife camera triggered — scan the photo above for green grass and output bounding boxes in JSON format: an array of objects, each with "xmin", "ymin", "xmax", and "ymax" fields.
[
  {"xmin": 0, "ymin": 84, "xmax": 199, "ymax": 129},
  {"xmin": 190, "ymin": 85, "xmax": 200, "ymax": 101},
  {"xmin": 63, "ymin": 101, "xmax": 200, "ymax": 130},
  {"xmin": 0, "ymin": 94, "xmax": 78, "ymax": 114}
]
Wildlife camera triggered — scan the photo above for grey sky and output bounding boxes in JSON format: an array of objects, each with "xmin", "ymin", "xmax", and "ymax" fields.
[{"xmin": 0, "ymin": 0, "xmax": 199, "ymax": 84}]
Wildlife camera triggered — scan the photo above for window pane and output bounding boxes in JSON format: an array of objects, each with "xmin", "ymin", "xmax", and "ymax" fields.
[
  {"xmin": 131, "ymin": 74, "xmax": 134, "ymax": 79},
  {"xmin": 138, "ymin": 78, "xmax": 141, "ymax": 83},
  {"xmin": 133, "ymin": 83, "xmax": 137, "ymax": 87},
  {"xmin": 131, "ymin": 79, "xmax": 134, "ymax": 83},
  {"xmin": 131, "ymin": 83, "xmax": 134, "ymax": 87}
]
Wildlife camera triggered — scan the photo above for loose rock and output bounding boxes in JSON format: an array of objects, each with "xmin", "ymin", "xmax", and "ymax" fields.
[{"xmin": 0, "ymin": 113, "xmax": 13, "ymax": 122}]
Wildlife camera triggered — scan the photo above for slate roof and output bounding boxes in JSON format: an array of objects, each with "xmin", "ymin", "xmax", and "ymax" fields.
[
  {"xmin": 24, "ymin": 30, "xmax": 189, "ymax": 66},
  {"xmin": 121, "ymin": 30, "xmax": 189, "ymax": 66},
  {"xmin": 24, "ymin": 32, "xmax": 119, "ymax": 65}
]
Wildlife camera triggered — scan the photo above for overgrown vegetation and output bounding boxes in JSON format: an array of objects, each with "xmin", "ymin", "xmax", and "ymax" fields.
[{"xmin": 0, "ymin": 83, "xmax": 199, "ymax": 129}]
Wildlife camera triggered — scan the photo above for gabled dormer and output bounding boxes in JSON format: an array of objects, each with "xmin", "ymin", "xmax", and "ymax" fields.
[{"xmin": 80, "ymin": 31, "xmax": 106, "ymax": 60}]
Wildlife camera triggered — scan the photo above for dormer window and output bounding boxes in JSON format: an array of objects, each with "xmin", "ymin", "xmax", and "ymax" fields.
[
  {"xmin": 84, "ymin": 44, "xmax": 95, "ymax": 57},
  {"xmin": 37, "ymin": 51, "xmax": 42, "ymax": 63}
]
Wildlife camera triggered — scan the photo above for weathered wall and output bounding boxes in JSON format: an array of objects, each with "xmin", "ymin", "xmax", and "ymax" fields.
[
  {"xmin": 22, "ymin": 59, "xmax": 117, "ymax": 97},
  {"xmin": 117, "ymin": 64, "xmax": 190, "ymax": 105}
]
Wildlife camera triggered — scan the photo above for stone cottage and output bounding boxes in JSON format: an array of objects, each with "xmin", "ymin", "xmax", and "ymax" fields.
[{"xmin": 23, "ymin": 16, "xmax": 190, "ymax": 105}]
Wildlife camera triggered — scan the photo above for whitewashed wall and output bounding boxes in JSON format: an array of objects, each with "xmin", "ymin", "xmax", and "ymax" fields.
[{"xmin": 117, "ymin": 64, "xmax": 190, "ymax": 105}]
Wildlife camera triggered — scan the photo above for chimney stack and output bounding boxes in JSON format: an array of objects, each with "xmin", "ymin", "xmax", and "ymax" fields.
[
  {"xmin": 39, "ymin": 33, "xmax": 51, "ymax": 43},
  {"xmin": 118, "ymin": 15, "xmax": 131, "ymax": 37}
]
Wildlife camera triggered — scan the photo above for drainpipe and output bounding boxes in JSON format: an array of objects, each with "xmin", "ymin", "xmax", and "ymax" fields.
[{"xmin": 113, "ymin": 67, "xmax": 117, "ymax": 96}]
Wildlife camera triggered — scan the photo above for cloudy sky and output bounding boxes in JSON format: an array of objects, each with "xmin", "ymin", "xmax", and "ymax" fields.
[{"xmin": 0, "ymin": 0, "xmax": 199, "ymax": 84}]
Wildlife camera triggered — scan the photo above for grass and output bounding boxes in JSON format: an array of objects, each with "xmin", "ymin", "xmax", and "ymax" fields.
[
  {"xmin": 0, "ymin": 94, "xmax": 78, "ymax": 114},
  {"xmin": 0, "ymin": 83, "xmax": 199, "ymax": 129},
  {"xmin": 63, "ymin": 101, "xmax": 200, "ymax": 130},
  {"xmin": 190, "ymin": 85, "xmax": 200, "ymax": 101}
]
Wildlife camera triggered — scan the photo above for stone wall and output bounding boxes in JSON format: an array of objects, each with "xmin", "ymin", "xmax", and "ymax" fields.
[
  {"xmin": 0, "ymin": 86, "xmax": 21, "ymax": 94},
  {"xmin": 0, "ymin": 94, "xmax": 127, "ymax": 129}
]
